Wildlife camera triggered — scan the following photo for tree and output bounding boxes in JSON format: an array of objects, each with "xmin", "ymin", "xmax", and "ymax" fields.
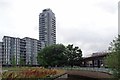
[
  {"xmin": 65, "ymin": 44, "xmax": 82, "ymax": 66},
  {"xmin": 19, "ymin": 55, "xmax": 26, "ymax": 66},
  {"xmin": 104, "ymin": 35, "xmax": 120, "ymax": 79},
  {"xmin": 11, "ymin": 55, "xmax": 16, "ymax": 67},
  {"xmin": 37, "ymin": 44, "xmax": 67, "ymax": 67}
]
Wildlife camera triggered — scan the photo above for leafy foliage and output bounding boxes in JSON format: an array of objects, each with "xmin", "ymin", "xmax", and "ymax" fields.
[
  {"xmin": 65, "ymin": 44, "xmax": 82, "ymax": 66},
  {"xmin": 19, "ymin": 56, "xmax": 26, "ymax": 66},
  {"xmin": 37, "ymin": 44, "xmax": 67, "ymax": 67},
  {"xmin": 37, "ymin": 44, "xmax": 82, "ymax": 67},
  {"xmin": 105, "ymin": 35, "xmax": 120, "ymax": 79},
  {"xmin": 11, "ymin": 55, "xmax": 16, "ymax": 67}
]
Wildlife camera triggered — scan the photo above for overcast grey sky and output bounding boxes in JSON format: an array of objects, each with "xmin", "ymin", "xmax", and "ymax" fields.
[{"xmin": 0, "ymin": 0, "xmax": 118, "ymax": 56}]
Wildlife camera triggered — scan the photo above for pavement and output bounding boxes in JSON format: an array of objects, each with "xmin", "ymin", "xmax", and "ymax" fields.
[{"xmin": 67, "ymin": 70, "xmax": 113, "ymax": 79}]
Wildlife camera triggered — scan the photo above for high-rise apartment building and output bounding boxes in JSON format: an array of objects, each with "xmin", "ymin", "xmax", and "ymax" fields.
[
  {"xmin": 39, "ymin": 9, "xmax": 56, "ymax": 48},
  {"xmin": 1, "ymin": 36, "xmax": 40, "ymax": 66}
]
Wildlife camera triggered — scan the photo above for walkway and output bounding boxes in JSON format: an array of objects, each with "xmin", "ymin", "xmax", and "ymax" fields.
[
  {"xmin": 56, "ymin": 67, "xmax": 113, "ymax": 79},
  {"xmin": 67, "ymin": 70, "xmax": 112, "ymax": 78}
]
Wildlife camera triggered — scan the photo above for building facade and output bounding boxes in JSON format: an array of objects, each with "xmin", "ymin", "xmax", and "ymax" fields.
[
  {"xmin": 2, "ymin": 36, "xmax": 20, "ymax": 65},
  {"xmin": 1, "ymin": 36, "xmax": 40, "ymax": 66},
  {"xmin": 39, "ymin": 8, "xmax": 56, "ymax": 48},
  {"xmin": 23, "ymin": 37, "xmax": 40, "ymax": 65},
  {"xmin": 81, "ymin": 52, "xmax": 109, "ymax": 68},
  {"xmin": 0, "ymin": 42, "xmax": 3, "ymax": 66}
]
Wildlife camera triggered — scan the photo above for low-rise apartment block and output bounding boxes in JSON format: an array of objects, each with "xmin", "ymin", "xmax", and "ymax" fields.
[{"xmin": 1, "ymin": 36, "xmax": 40, "ymax": 66}]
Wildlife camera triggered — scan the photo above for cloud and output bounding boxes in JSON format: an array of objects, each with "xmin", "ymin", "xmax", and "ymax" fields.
[
  {"xmin": 94, "ymin": 0, "xmax": 119, "ymax": 14},
  {"xmin": 0, "ymin": 0, "xmax": 118, "ymax": 56},
  {"xmin": 56, "ymin": 23, "xmax": 117, "ymax": 56}
]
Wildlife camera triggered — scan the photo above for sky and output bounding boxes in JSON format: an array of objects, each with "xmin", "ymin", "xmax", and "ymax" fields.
[{"xmin": 0, "ymin": 0, "xmax": 118, "ymax": 57}]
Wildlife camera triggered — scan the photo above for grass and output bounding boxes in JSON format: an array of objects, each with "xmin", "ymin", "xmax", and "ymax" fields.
[{"xmin": 2, "ymin": 66, "xmax": 24, "ymax": 71}]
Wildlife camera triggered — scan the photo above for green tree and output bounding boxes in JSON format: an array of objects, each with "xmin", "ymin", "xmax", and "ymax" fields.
[
  {"xmin": 11, "ymin": 55, "xmax": 16, "ymax": 67},
  {"xmin": 19, "ymin": 55, "xmax": 26, "ymax": 66},
  {"xmin": 105, "ymin": 35, "xmax": 120, "ymax": 79},
  {"xmin": 65, "ymin": 44, "xmax": 82, "ymax": 66},
  {"xmin": 37, "ymin": 44, "xmax": 67, "ymax": 67}
]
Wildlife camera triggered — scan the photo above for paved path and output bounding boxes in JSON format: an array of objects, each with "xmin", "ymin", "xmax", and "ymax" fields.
[{"xmin": 67, "ymin": 70, "xmax": 112, "ymax": 79}]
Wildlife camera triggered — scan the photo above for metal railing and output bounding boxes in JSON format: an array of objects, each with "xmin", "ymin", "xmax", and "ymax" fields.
[{"xmin": 56, "ymin": 67, "xmax": 113, "ymax": 74}]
